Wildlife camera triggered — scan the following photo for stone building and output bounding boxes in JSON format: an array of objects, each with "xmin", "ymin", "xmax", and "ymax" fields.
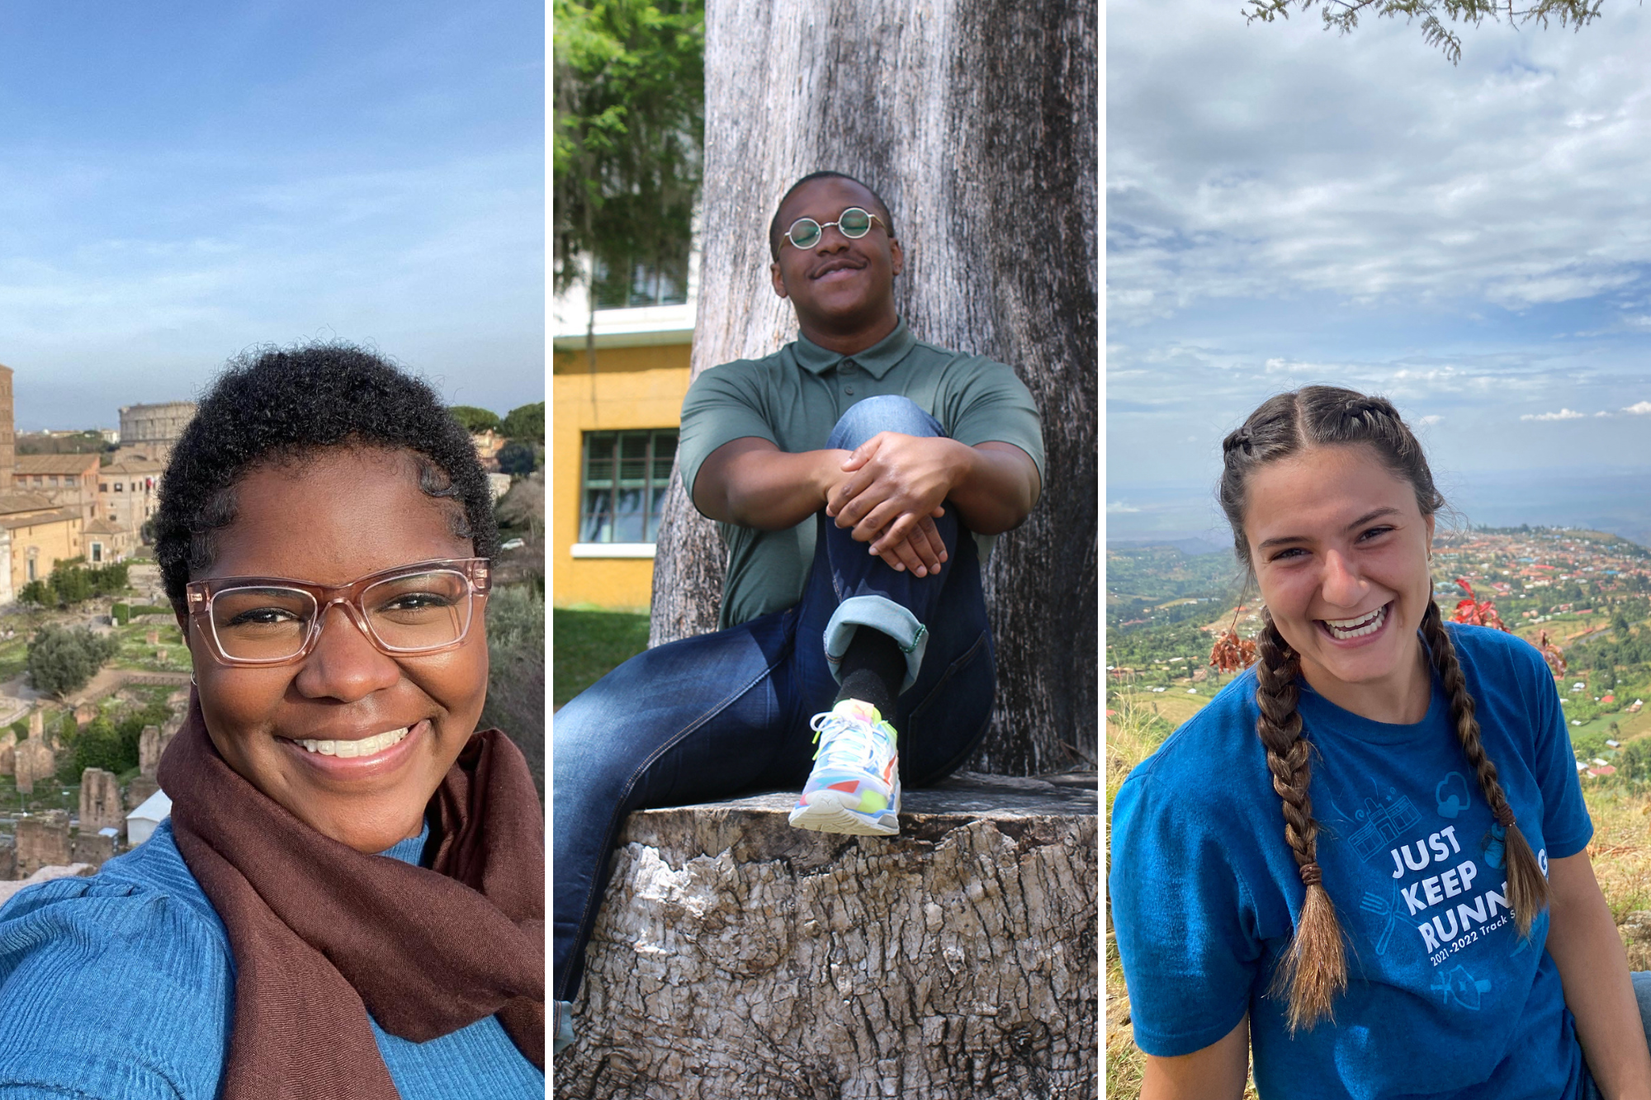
[
  {"xmin": 12, "ymin": 454, "xmax": 99, "ymax": 524},
  {"xmin": 74, "ymin": 831, "xmax": 116, "ymax": 871},
  {"xmin": 0, "ymin": 492, "xmax": 82, "ymax": 596},
  {"xmin": 80, "ymin": 768, "xmax": 125, "ymax": 836},
  {"xmin": 126, "ymin": 773, "xmax": 161, "ymax": 811},
  {"xmin": 15, "ymin": 811, "xmax": 71, "ymax": 877},
  {"xmin": 0, "ymin": 729, "xmax": 14, "ymax": 776},
  {"xmin": 13, "ymin": 738, "xmax": 56, "ymax": 795},
  {"xmin": 115, "ymin": 401, "xmax": 196, "ymax": 467},
  {"xmin": 96, "ymin": 457, "xmax": 165, "ymax": 540},
  {"xmin": 137, "ymin": 724, "xmax": 173, "ymax": 778},
  {"xmin": 0, "ymin": 364, "xmax": 13, "ymax": 493},
  {"xmin": 83, "ymin": 516, "xmax": 134, "ymax": 563}
]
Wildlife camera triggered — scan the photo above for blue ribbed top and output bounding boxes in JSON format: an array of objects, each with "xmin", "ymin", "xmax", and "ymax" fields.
[{"xmin": 0, "ymin": 819, "xmax": 543, "ymax": 1098}]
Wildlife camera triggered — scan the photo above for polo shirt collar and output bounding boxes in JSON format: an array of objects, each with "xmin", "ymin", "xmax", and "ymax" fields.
[{"xmin": 792, "ymin": 319, "xmax": 915, "ymax": 380}]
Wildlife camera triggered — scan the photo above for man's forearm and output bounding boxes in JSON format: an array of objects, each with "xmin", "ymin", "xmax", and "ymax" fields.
[
  {"xmin": 694, "ymin": 437, "xmax": 848, "ymax": 530},
  {"xmin": 945, "ymin": 441, "xmax": 1041, "ymax": 536}
]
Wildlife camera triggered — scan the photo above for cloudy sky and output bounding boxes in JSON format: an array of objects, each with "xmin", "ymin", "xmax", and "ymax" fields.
[
  {"xmin": 0, "ymin": 1, "xmax": 544, "ymax": 431},
  {"xmin": 1108, "ymin": 0, "xmax": 1651, "ymax": 543}
]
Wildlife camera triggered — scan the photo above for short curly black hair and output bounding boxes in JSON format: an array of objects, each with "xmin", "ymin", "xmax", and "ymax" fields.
[
  {"xmin": 155, "ymin": 343, "xmax": 500, "ymax": 611},
  {"xmin": 767, "ymin": 171, "xmax": 897, "ymax": 260}
]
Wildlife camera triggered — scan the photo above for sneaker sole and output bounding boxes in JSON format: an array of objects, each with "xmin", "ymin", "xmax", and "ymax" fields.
[{"xmin": 788, "ymin": 788, "xmax": 900, "ymax": 836}]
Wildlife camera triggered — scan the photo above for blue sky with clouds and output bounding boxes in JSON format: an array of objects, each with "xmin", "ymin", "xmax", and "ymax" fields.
[
  {"xmin": 0, "ymin": 1, "xmax": 544, "ymax": 431},
  {"xmin": 1108, "ymin": 0, "xmax": 1651, "ymax": 543}
]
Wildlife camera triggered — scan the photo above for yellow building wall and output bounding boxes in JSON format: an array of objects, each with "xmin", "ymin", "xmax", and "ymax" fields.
[
  {"xmin": 11, "ymin": 516, "xmax": 84, "ymax": 595},
  {"xmin": 552, "ymin": 341, "xmax": 692, "ymax": 611}
]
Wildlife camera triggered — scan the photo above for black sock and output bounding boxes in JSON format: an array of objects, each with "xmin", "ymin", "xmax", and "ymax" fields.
[{"xmin": 834, "ymin": 628, "xmax": 904, "ymax": 721}]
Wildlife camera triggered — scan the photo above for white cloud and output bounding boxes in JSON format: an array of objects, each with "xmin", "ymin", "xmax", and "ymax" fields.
[
  {"xmin": 1624, "ymin": 401, "xmax": 1651, "ymax": 415},
  {"xmin": 1107, "ymin": 501, "xmax": 1143, "ymax": 514},
  {"xmin": 1107, "ymin": 0, "xmax": 1651, "ymax": 326},
  {"xmin": 1519, "ymin": 408, "xmax": 1589, "ymax": 421},
  {"xmin": 1418, "ymin": 415, "xmax": 1444, "ymax": 425}
]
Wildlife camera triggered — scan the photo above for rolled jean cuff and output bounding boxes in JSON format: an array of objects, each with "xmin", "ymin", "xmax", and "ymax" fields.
[{"xmin": 823, "ymin": 595, "xmax": 928, "ymax": 694}]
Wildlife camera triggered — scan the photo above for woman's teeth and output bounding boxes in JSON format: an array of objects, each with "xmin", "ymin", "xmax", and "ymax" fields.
[
  {"xmin": 294, "ymin": 727, "xmax": 410, "ymax": 758},
  {"xmin": 1324, "ymin": 605, "xmax": 1386, "ymax": 640}
]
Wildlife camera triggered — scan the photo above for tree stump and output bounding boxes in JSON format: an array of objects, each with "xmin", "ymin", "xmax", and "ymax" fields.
[{"xmin": 555, "ymin": 772, "xmax": 1098, "ymax": 1100}]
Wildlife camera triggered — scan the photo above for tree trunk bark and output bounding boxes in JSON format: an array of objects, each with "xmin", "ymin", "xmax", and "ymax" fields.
[
  {"xmin": 649, "ymin": 0, "xmax": 1097, "ymax": 774},
  {"xmin": 554, "ymin": 774, "xmax": 1099, "ymax": 1099}
]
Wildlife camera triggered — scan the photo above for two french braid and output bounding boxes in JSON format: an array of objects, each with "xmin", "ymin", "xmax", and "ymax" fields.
[
  {"xmin": 1254, "ymin": 607, "xmax": 1347, "ymax": 1030},
  {"xmin": 1420, "ymin": 598, "xmax": 1549, "ymax": 933},
  {"xmin": 1218, "ymin": 386, "xmax": 1548, "ymax": 1031}
]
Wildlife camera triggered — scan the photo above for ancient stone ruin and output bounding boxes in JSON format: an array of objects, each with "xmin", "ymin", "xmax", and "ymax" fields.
[
  {"xmin": 13, "ymin": 738, "xmax": 56, "ymax": 796},
  {"xmin": 80, "ymin": 768, "xmax": 124, "ymax": 836},
  {"xmin": 137, "ymin": 720, "xmax": 183, "ymax": 779},
  {"xmin": 15, "ymin": 811, "xmax": 71, "ymax": 878},
  {"xmin": 0, "ymin": 730, "xmax": 15, "ymax": 778},
  {"xmin": 127, "ymin": 774, "xmax": 161, "ymax": 811},
  {"xmin": 73, "ymin": 831, "xmax": 115, "ymax": 872}
]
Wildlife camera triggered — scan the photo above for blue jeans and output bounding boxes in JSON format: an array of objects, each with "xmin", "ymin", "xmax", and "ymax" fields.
[
  {"xmin": 1577, "ymin": 971, "xmax": 1651, "ymax": 1098},
  {"xmin": 552, "ymin": 395, "xmax": 996, "ymax": 1002}
]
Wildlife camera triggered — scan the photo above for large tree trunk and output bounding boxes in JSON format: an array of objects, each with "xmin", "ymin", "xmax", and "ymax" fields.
[
  {"xmin": 649, "ymin": 0, "xmax": 1097, "ymax": 773},
  {"xmin": 554, "ymin": 774, "xmax": 1099, "ymax": 1099}
]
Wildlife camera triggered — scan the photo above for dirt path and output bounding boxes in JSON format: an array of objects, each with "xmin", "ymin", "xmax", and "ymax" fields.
[{"xmin": 63, "ymin": 667, "xmax": 190, "ymax": 707}]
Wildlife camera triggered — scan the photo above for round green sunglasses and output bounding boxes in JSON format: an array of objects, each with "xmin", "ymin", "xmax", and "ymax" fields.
[{"xmin": 783, "ymin": 207, "xmax": 885, "ymax": 250}]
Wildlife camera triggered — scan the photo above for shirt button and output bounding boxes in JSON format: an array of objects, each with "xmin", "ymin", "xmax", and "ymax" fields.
[{"xmin": 845, "ymin": 387, "xmax": 855, "ymax": 395}]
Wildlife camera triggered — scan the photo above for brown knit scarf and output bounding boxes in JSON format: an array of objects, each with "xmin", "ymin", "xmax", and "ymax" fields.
[{"xmin": 156, "ymin": 694, "xmax": 545, "ymax": 1099}]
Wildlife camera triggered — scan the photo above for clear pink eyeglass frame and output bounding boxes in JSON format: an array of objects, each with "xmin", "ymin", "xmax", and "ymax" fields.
[{"xmin": 184, "ymin": 557, "xmax": 492, "ymax": 667}]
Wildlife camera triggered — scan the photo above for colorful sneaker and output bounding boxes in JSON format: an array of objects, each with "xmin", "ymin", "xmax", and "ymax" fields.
[{"xmin": 788, "ymin": 699, "xmax": 901, "ymax": 836}]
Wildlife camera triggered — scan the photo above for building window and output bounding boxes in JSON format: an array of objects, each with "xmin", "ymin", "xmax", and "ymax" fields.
[
  {"xmin": 99, "ymin": 482, "xmax": 108, "ymax": 492},
  {"xmin": 592, "ymin": 255, "xmax": 690, "ymax": 310},
  {"xmin": 114, "ymin": 483, "xmax": 123, "ymax": 492},
  {"xmin": 579, "ymin": 430, "xmax": 677, "ymax": 543},
  {"xmin": 91, "ymin": 542, "xmax": 103, "ymax": 563}
]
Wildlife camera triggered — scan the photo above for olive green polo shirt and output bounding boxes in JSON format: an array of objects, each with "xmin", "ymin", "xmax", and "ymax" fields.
[{"xmin": 678, "ymin": 319, "xmax": 1045, "ymax": 628}]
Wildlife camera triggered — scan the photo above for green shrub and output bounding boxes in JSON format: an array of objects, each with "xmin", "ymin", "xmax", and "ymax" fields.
[
  {"xmin": 73, "ymin": 717, "xmax": 130, "ymax": 774},
  {"xmin": 25, "ymin": 625, "xmax": 119, "ymax": 697},
  {"xmin": 112, "ymin": 603, "xmax": 130, "ymax": 625},
  {"xmin": 501, "ymin": 401, "xmax": 545, "ymax": 444}
]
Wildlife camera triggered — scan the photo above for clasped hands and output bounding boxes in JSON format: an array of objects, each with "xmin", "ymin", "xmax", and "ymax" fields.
[{"xmin": 825, "ymin": 432, "xmax": 966, "ymax": 578}]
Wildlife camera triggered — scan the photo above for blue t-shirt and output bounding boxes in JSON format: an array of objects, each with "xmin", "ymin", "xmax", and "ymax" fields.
[
  {"xmin": 1111, "ymin": 624, "xmax": 1593, "ymax": 1100},
  {"xmin": 0, "ymin": 819, "xmax": 543, "ymax": 1099}
]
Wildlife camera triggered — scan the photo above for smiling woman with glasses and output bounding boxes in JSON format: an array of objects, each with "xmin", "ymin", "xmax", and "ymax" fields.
[{"xmin": 0, "ymin": 345, "xmax": 544, "ymax": 1100}]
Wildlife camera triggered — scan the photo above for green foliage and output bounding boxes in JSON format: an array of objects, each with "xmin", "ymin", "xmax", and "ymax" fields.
[
  {"xmin": 553, "ymin": 607, "xmax": 649, "ymax": 706},
  {"xmin": 73, "ymin": 717, "xmax": 130, "ymax": 775},
  {"xmin": 1620, "ymin": 740, "xmax": 1651, "ymax": 783},
  {"xmin": 480, "ymin": 585, "xmax": 546, "ymax": 796},
  {"xmin": 1243, "ymin": 0, "xmax": 1607, "ymax": 64},
  {"xmin": 25, "ymin": 559, "xmax": 132, "ymax": 609},
  {"xmin": 112, "ymin": 603, "xmax": 130, "ymax": 626},
  {"xmin": 448, "ymin": 405, "xmax": 504, "ymax": 434},
  {"xmin": 501, "ymin": 402, "xmax": 545, "ymax": 444},
  {"xmin": 25, "ymin": 625, "xmax": 119, "ymax": 697},
  {"xmin": 497, "ymin": 440, "xmax": 538, "ymax": 476},
  {"xmin": 554, "ymin": 0, "xmax": 704, "ymax": 306},
  {"xmin": 9, "ymin": 720, "xmax": 26, "ymax": 739}
]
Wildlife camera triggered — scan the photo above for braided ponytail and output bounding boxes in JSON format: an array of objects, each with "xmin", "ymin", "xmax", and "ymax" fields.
[
  {"xmin": 1255, "ymin": 609, "xmax": 1347, "ymax": 1030},
  {"xmin": 1420, "ymin": 599, "xmax": 1550, "ymax": 935}
]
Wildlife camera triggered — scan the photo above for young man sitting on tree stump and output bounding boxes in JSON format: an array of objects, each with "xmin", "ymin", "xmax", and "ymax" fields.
[{"xmin": 552, "ymin": 171, "xmax": 1045, "ymax": 1053}]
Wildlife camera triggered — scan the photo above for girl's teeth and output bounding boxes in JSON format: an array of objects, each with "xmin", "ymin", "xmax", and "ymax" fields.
[
  {"xmin": 295, "ymin": 726, "xmax": 410, "ymax": 757},
  {"xmin": 1325, "ymin": 606, "xmax": 1386, "ymax": 638}
]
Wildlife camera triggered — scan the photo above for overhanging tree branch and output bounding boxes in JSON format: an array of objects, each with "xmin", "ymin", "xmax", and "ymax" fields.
[{"xmin": 1243, "ymin": 0, "xmax": 1617, "ymax": 63}]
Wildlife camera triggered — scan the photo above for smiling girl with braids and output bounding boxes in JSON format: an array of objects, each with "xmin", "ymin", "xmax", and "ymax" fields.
[{"xmin": 1110, "ymin": 386, "xmax": 1651, "ymax": 1100}]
